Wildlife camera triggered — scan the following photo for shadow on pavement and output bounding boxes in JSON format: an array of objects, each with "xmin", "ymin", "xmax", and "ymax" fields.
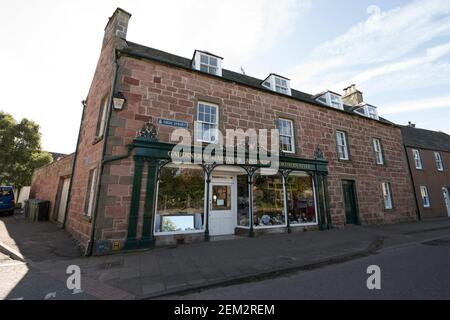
[{"xmin": 0, "ymin": 211, "xmax": 85, "ymax": 300}]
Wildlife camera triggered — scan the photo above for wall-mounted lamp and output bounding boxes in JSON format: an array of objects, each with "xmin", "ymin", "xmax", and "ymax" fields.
[{"xmin": 112, "ymin": 92, "xmax": 126, "ymax": 110}]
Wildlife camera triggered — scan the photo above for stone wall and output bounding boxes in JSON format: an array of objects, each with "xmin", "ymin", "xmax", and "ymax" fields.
[
  {"xmin": 92, "ymin": 54, "xmax": 417, "ymax": 250},
  {"xmin": 30, "ymin": 154, "xmax": 74, "ymax": 221}
]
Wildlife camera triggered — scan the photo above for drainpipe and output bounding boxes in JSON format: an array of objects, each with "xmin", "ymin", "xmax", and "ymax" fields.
[
  {"xmin": 404, "ymin": 145, "xmax": 421, "ymax": 221},
  {"xmin": 62, "ymin": 99, "xmax": 87, "ymax": 229},
  {"xmin": 86, "ymin": 51, "xmax": 121, "ymax": 256}
]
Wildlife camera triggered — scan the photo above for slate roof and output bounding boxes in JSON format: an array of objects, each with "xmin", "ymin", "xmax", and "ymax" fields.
[
  {"xmin": 401, "ymin": 126, "xmax": 450, "ymax": 152},
  {"xmin": 120, "ymin": 41, "xmax": 395, "ymax": 126}
]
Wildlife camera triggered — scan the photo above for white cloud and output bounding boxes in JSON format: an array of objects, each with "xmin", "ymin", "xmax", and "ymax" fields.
[
  {"xmin": 0, "ymin": 0, "xmax": 310, "ymax": 153},
  {"xmin": 129, "ymin": 0, "xmax": 311, "ymax": 70},
  {"xmin": 363, "ymin": 61, "xmax": 450, "ymax": 94},
  {"xmin": 349, "ymin": 43, "xmax": 450, "ymax": 84},
  {"xmin": 381, "ymin": 94, "xmax": 450, "ymax": 115},
  {"xmin": 289, "ymin": 0, "xmax": 450, "ymax": 94}
]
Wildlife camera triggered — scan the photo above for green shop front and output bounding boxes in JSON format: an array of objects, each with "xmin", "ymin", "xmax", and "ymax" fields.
[{"xmin": 122, "ymin": 136, "xmax": 331, "ymax": 250}]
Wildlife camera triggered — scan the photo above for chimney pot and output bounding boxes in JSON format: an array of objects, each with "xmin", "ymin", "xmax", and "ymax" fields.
[{"xmin": 342, "ymin": 84, "xmax": 363, "ymax": 106}]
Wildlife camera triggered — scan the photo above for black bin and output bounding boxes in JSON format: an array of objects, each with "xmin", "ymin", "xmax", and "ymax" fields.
[{"xmin": 35, "ymin": 200, "xmax": 50, "ymax": 221}]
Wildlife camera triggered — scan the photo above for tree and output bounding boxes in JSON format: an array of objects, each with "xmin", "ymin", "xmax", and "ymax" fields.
[{"xmin": 0, "ymin": 111, "xmax": 52, "ymax": 191}]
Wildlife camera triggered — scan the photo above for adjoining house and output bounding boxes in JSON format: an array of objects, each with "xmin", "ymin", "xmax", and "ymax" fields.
[
  {"xmin": 30, "ymin": 153, "xmax": 74, "ymax": 224},
  {"xmin": 47, "ymin": 8, "xmax": 419, "ymax": 256},
  {"xmin": 401, "ymin": 124, "xmax": 450, "ymax": 219}
]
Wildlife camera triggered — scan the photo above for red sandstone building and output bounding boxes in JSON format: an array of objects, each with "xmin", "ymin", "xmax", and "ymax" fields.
[
  {"xmin": 401, "ymin": 125, "xmax": 450, "ymax": 219},
  {"xmin": 31, "ymin": 8, "xmax": 419, "ymax": 255}
]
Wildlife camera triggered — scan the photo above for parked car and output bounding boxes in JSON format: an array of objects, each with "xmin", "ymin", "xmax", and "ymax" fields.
[{"xmin": 0, "ymin": 186, "xmax": 15, "ymax": 216}]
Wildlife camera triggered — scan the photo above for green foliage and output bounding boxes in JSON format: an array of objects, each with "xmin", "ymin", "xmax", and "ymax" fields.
[
  {"xmin": 157, "ymin": 167, "xmax": 205, "ymax": 212},
  {"xmin": 0, "ymin": 111, "xmax": 53, "ymax": 189}
]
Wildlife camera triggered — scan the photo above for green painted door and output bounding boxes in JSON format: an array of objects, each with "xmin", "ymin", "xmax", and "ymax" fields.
[{"xmin": 342, "ymin": 180, "xmax": 358, "ymax": 225}]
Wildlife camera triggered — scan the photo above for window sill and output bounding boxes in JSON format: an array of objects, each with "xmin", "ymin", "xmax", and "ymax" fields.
[{"xmin": 92, "ymin": 135, "xmax": 104, "ymax": 145}]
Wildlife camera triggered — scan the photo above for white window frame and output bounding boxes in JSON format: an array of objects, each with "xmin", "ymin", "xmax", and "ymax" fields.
[
  {"xmin": 373, "ymin": 138, "xmax": 384, "ymax": 165},
  {"xmin": 85, "ymin": 168, "xmax": 98, "ymax": 217},
  {"xmin": 275, "ymin": 77, "xmax": 289, "ymax": 95},
  {"xmin": 192, "ymin": 51, "xmax": 222, "ymax": 76},
  {"xmin": 412, "ymin": 149, "xmax": 423, "ymax": 169},
  {"xmin": 195, "ymin": 102, "xmax": 219, "ymax": 144},
  {"xmin": 382, "ymin": 182, "xmax": 393, "ymax": 210},
  {"xmin": 434, "ymin": 152, "xmax": 444, "ymax": 171},
  {"xmin": 97, "ymin": 96, "xmax": 109, "ymax": 138},
  {"xmin": 336, "ymin": 131, "xmax": 349, "ymax": 160},
  {"xmin": 367, "ymin": 106, "xmax": 378, "ymax": 120},
  {"xmin": 262, "ymin": 75, "xmax": 291, "ymax": 96},
  {"xmin": 420, "ymin": 186, "xmax": 431, "ymax": 208},
  {"xmin": 278, "ymin": 118, "xmax": 295, "ymax": 153},
  {"xmin": 316, "ymin": 92, "xmax": 343, "ymax": 110},
  {"xmin": 330, "ymin": 94, "xmax": 343, "ymax": 110},
  {"xmin": 153, "ymin": 168, "xmax": 207, "ymax": 236},
  {"xmin": 354, "ymin": 104, "xmax": 379, "ymax": 120}
]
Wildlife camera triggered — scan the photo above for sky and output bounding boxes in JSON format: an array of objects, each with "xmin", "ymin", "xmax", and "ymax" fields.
[{"xmin": 1, "ymin": 0, "xmax": 449, "ymax": 154}]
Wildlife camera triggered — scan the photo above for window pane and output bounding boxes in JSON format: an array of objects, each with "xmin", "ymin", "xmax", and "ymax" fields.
[
  {"xmin": 200, "ymin": 64, "xmax": 209, "ymax": 72},
  {"xmin": 276, "ymin": 86, "xmax": 288, "ymax": 94},
  {"xmin": 212, "ymin": 185, "xmax": 231, "ymax": 210},
  {"xmin": 287, "ymin": 174, "xmax": 316, "ymax": 225},
  {"xmin": 209, "ymin": 66, "xmax": 217, "ymax": 75},
  {"xmin": 336, "ymin": 132, "xmax": 344, "ymax": 145},
  {"xmin": 253, "ymin": 173, "xmax": 285, "ymax": 227},
  {"xmin": 435, "ymin": 152, "xmax": 443, "ymax": 170},
  {"xmin": 155, "ymin": 165, "xmax": 205, "ymax": 233},
  {"xmin": 280, "ymin": 136, "xmax": 292, "ymax": 152},
  {"xmin": 200, "ymin": 54, "xmax": 208, "ymax": 64},
  {"xmin": 382, "ymin": 183, "xmax": 392, "ymax": 209},
  {"xmin": 413, "ymin": 150, "xmax": 422, "ymax": 168},
  {"xmin": 209, "ymin": 57, "xmax": 218, "ymax": 66},
  {"xmin": 237, "ymin": 175, "xmax": 249, "ymax": 227}
]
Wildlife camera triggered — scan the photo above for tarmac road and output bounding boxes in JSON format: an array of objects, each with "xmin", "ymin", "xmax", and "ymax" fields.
[{"xmin": 164, "ymin": 235, "xmax": 450, "ymax": 300}]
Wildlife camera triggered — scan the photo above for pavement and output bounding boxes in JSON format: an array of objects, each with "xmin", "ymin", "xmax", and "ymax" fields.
[{"xmin": 1, "ymin": 211, "xmax": 450, "ymax": 300}]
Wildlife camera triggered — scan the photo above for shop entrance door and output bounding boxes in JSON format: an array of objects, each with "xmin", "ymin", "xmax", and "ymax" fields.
[{"xmin": 209, "ymin": 177, "xmax": 236, "ymax": 236}]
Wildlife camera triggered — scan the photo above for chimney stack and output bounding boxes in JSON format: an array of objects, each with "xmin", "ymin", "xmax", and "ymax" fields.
[
  {"xmin": 408, "ymin": 121, "xmax": 416, "ymax": 128},
  {"xmin": 102, "ymin": 8, "xmax": 131, "ymax": 49},
  {"xmin": 342, "ymin": 84, "xmax": 364, "ymax": 106}
]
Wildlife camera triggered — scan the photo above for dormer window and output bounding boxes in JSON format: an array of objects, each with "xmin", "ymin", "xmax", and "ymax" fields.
[
  {"xmin": 315, "ymin": 91, "xmax": 343, "ymax": 110},
  {"xmin": 192, "ymin": 50, "xmax": 223, "ymax": 76},
  {"xmin": 354, "ymin": 104, "xmax": 379, "ymax": 120},
  {"xmin": 261, "ymin": 74, "xmax": 291, "ymax": 96}
]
